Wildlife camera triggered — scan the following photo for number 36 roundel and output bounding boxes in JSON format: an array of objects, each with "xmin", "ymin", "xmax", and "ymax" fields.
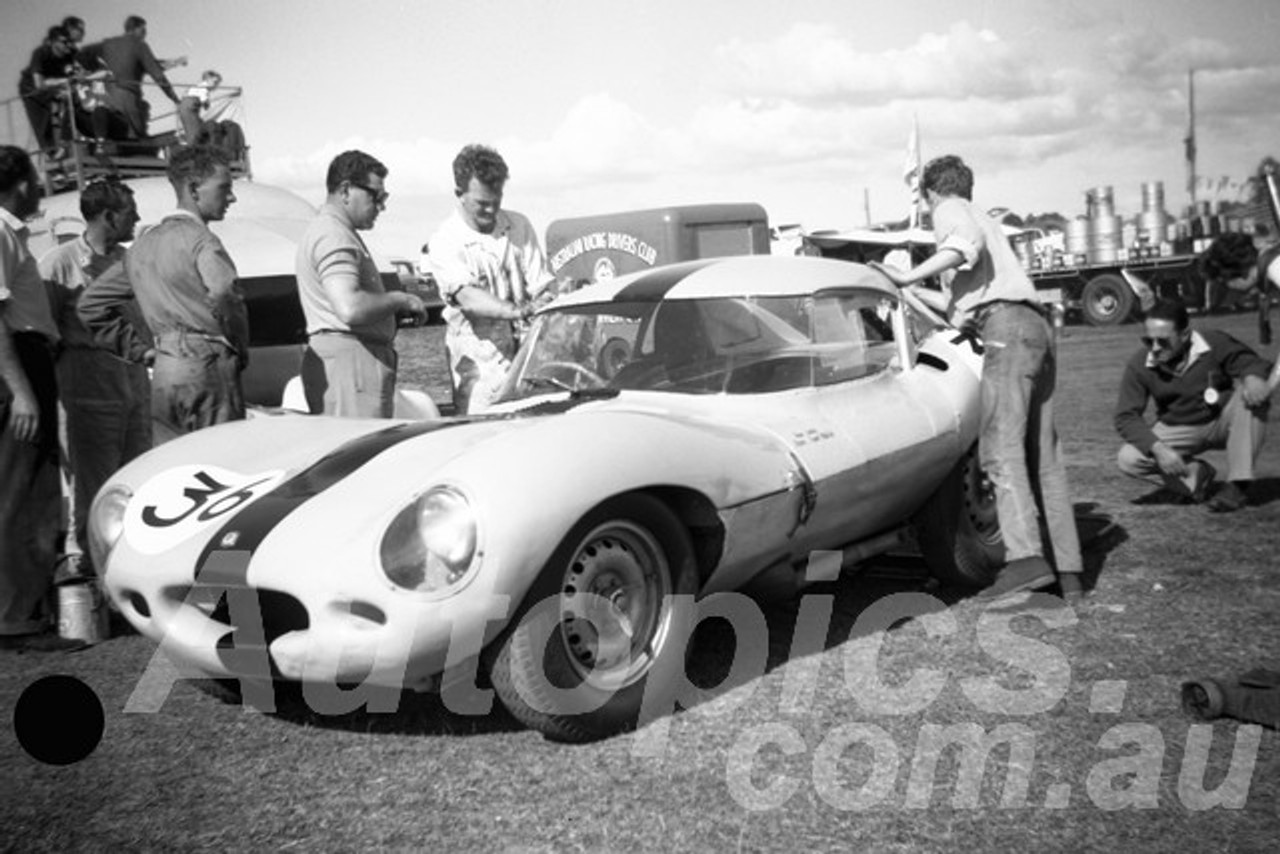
[{"xmin": 124, "ymin": 465, "xmax": 287, "ymax": 555}]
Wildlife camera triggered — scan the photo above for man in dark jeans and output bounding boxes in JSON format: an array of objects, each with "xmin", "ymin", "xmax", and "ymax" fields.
[
  {"xmin": 872, "ymin": 155, "xmax": 1084, "ymax": 603},
  {"xmin": 0, "ymin": 146, "xmax": 82, "ymax": 652}
]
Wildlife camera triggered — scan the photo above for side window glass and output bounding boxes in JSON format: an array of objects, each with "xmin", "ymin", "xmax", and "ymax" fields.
[{"xmin": 811, "ymin": 291, "xmax": 899, "ymax": 384}]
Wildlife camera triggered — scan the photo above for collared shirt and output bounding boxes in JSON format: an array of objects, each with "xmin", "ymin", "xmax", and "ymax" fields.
[
  {"xmin": 428, "ymin": 207, "xmax": 554, "ymax": 354},
  {"xmin": 930, "ymin": 196, "xmax": 1038, "ymax": 326},
  {"xmin": 0, "ymin": 207, "xmax": 59, "ymax": 343},
  {"xmin": 79, "ymin": 209, "xmax": 246, "ymax": 357},
  {"xmin": 295, "ymin": 202, "xmax": 395, "ymax": 345},
  {"xmin": 39, "ymin": 233, "xmax": 138, "ymax": 352},
  {"xmin": 1115, "ymin": 328, "xmax": 1273, "ymax": 453}
]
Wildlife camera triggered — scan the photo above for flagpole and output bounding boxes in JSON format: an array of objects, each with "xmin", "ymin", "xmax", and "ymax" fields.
[{"xmin": 1185, "ymin": 68, "xmax": 1197, "ymax": 212}]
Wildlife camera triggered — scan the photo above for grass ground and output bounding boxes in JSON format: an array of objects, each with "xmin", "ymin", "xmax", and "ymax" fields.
[{"xmin": 2, "ymin": 312, "xmax": 1278, "ymax": 852}]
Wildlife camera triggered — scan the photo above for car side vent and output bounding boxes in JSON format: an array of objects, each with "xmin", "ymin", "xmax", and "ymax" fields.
[{"xmin": 917, "ymin": 352, "xmax": 949, "ymax": 371}]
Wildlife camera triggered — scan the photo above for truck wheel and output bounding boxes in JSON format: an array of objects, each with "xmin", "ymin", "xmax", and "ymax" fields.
[
  {"xmin": 487, "ymin": 494, "xmax": 697, "ymax": 742},
  {"xmin": 1081, "ymin": 273, "xmax": 1135, "ymax": 326},
  {"xmin": 912, "ymin": 446, "xmax": 1004, "ymax": 589}
]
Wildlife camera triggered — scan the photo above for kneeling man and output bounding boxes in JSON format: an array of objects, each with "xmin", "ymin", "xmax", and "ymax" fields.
[{"xmin": 1115, "ymin": 298, "xmax": 1273, "ymax": 511}]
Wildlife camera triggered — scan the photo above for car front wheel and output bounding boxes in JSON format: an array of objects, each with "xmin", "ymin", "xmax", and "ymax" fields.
[
  {"xmin": 488, "ymin": 494, "xmax": 698, "ymax": 742},
  {"xmin": 912, "ymin": 446, "xmax": 1005, "ymax": 588}
]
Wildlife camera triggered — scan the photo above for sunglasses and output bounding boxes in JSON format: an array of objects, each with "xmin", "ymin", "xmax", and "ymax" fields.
[
  {"xmin": 1141, "ymin": 335, "xmax": 1180, "ymax": 350},
  {"xmin": 349, "ymin": 182, "xmax": 389, "ymax": 205}
]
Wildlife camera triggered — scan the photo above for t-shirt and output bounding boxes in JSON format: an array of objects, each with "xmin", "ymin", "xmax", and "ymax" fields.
[
  {"xmin": 930, "ymin": 196, "xmax": 1038, "ymax": 326},
  {"xmin": 295, "ymin": 203, "xmax": 395, "ymax": 345}
]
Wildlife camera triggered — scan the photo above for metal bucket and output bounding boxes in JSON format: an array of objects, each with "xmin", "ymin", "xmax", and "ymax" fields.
[
  {"xmin": 1065, "ymin": 218, "xmax": 1090, "ymax": 257},
  {"xmin": 57, "ymin": 580, "xmax": 109, "ymax": 643},
  {"xmin": 1141, "ymin": 181, "xmax": 1165, "ymax": 213},
  {"xmin": 1089, "ymin": 213, "xmax": 1122, "ymax": 263},
  {"xmin": 1086, "ymin": 186, "xmax": 1115, "ymax": 218},
  {"xmin": 1137, "ymin": 210, "xmax": 1168, "ymax": 245}
]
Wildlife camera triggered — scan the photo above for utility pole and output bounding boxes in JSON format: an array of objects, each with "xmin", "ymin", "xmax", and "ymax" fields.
[{"xmin": 1184, "ymin": 68, "xmax": 1197, "ymax": 213}]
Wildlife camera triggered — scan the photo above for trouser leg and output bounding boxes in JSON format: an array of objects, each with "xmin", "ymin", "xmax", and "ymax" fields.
[
  {"xmin": 978, "ymin": 306, "xmax": 1047, "ymax": 563},
  {"xmin": 1029, "ymin": 345, "xmax": 1083, "ymax": 575}
]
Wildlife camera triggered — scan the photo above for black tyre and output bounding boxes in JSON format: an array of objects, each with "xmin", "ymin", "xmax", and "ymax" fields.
[
  {"xmin": 1081, "ymin": 273, "xmax": 1135, "ymax": 326},
  {"xmin": 912, "ymin": 446, "xmax": 1004, "ymax": 588},
  {"xmin": 488, "ymin": 494, "xmax": 697, "ymax": 742}
]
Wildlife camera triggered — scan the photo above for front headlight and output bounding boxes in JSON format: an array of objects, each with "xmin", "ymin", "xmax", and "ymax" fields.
[
  {"xmin": 379, "ymin": 486, "xmax": 479, "ymax": 594},
  {"xmin": 88, "ymin": 484, "xmax": 133, "ymax": 572}
]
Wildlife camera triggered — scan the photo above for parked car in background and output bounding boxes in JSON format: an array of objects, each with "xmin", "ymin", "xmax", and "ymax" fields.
[{"xmin": 87, "ymin": 255, "xmax": 1003, "ymax": 742}]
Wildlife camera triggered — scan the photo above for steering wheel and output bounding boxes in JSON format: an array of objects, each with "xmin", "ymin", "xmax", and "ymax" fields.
[{"xmin": 529, "ymin": 360, "xmax": 607, "ymax": 391}]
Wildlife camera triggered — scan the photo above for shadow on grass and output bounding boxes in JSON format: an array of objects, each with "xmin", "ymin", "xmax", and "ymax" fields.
[
  {"xmin": 188, "ymin": 677, "xmax": 525, "ymax": 737},
  {"xmin": 681, "ymin": 504, "xmax": 1128, "ymax": 710},
  {"xmin": 186, "ymin": 506, "xmax": 1129, "ymax": 740}
]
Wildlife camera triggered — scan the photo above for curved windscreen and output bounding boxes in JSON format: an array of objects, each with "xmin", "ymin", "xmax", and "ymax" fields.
[{"xmin": 494, "ymin": 290, "xmax": 914, "ymax": 403}]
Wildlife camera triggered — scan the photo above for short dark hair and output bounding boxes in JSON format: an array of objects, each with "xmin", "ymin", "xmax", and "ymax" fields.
[
  {"xmin": 124, "ymin": 15, "xmax": 146, "ymax": 33},
  {"xmin": 325, "ymin": 150, "xmax": 387, "ymax": 194},
  {"xmin": 1199, "ymin": 232, "xmax": 1257, "ymax": 282},
  {"xmin": 46, "ymin": 24, "xmax": 71, "ymax": 44},
  {"xmin": 62, "ymin": 16, "xmax": 85, "ymax": 33},
  {"xmin": 920, "ymin": 155, "xmax": 974, "ymax": 200},
  {"xmin": 166, "ymin": 145, "xmax": 230, "ymax": 191},
  {"xmin": 0, "ymin": 145, "xmax": 35, "ymax": 194},
  {"xmin": 452, "ymin": 144, "xmax": 508, "ymax": 193},
  {"xmin": 1145, "ymin": 297, "xmax": 1189, "ymax": 331},
  {"xmin": 80, "ymin": 177, "xmax": 135, "ymax": 220}
]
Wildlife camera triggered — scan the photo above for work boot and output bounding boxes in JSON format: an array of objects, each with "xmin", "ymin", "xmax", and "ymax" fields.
[
  {"xmin": 1207, "ymin": 481, "xmax": 1249, "ymax": 513},
  {"xmin": 975, "ymin": 556, "xmax": 1055, "ymax": 601}
]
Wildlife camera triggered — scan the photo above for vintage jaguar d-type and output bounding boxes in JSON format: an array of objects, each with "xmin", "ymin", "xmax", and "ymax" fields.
[{"xmin": 89, "ymin": 255, "xmax": 1003, "ymax": 741}]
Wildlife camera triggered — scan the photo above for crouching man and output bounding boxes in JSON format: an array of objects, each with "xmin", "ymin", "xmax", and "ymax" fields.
[{"xmin": 1115, "ymin": 297, "xmax": 1273, "ymax": 512}]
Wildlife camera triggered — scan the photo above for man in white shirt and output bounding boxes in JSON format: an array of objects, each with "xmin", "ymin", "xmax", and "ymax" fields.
[{"xmin": 427, "ymin": 145, "xmax": 554, "ymax": 414}]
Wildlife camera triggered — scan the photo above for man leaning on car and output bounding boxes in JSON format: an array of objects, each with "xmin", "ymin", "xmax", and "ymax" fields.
[
  {"xmin": 295, "ymin": 150, "xmax": 426, "ymax": 418},
  {"xmin": 871, "ymin": 154, "xmax": 1085, "ymax": 604}
]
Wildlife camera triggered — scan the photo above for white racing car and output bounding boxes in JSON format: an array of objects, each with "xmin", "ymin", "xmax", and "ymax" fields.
[{"xmin": 89, "ymin": 255, "xmax": 1002, "ymax": 741}]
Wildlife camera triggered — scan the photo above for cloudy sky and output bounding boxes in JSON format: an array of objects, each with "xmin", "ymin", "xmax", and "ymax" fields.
[{"xmin": 3, "ymin": 0, "xmax": 1277, "ymax": 258}]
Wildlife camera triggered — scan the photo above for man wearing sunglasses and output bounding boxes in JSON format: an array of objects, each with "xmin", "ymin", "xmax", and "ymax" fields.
[
  {"xmin": 1115, "ymin": 297, "xmax": 1273, "ymax": 512},
  {"xmin": 296, "ymin": 149, "xmax": 427, "ymax": 417}
]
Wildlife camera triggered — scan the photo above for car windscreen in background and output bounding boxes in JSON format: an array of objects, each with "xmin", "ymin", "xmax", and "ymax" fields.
[{"xmin": 243, "ymin": 275, "xmax": 307, "ymax": 347}]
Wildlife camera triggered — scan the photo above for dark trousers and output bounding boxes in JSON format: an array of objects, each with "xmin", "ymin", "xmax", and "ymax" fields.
[{"xmin": 0, "ymin": 334, "xmax": 61, "ymax": 635}]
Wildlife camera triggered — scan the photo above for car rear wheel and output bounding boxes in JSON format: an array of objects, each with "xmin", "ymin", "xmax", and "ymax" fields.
[
  {"xmin": 912, "ymin": 446, "xmax": 1004, "ymax": 588},
  {"xmin": 488, "ymin": 494, "xmax": 697, "ymax": 742}
]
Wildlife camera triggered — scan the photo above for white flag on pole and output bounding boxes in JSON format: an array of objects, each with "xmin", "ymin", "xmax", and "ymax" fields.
[{"xmin": 903, "ymin": 117, "xmax": 922, "ymax": 227}]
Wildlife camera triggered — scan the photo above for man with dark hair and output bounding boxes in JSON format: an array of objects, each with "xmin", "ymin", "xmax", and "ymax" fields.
[
  {"xmin": 79, "ymin": 146, "xmax": 246, "ymax": 441},
  {"xmin": 77, "ymin": 15, "xmax": 186, "ymax": 141},
  {"xmin": 61, "ymin": 16, "xmax": 86, "ymax": 52},
  {"xmin": 427, "ymin": 144, "xmax": 555, "ymax": 413},
  {"xmin": 295, "ymin": 150, "xmax": 425, "ymax": 417},
  {"xmin": 40, "ymin": 178, "xmax": 150, "ymax": 575},
  {"xmin": 1199, "ymin": 231, "xmax": 1280, "ymax": 343},
  {"xmin": 0, "ymin": 145, "xmax": 80, "ymax": 651},
  {"xmin": 871, "ymin": 154, "xmax": 1084, "ymax": 603},
  {"xmin": 1115, "ymin": 297, "xmax": 1272, "ymax": 512},
  {"xmin": 18, "ymin": 25, "xmax": 78, "ymax": 158}
]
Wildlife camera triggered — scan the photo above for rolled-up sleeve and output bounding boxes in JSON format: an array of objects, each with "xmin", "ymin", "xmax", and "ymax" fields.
[{"xmin": 932, "ymin": 201, "xmax": 982, "ymax": 270}]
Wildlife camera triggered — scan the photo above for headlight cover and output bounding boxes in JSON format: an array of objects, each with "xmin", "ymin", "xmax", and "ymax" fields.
[
  {"xmin": 379, "ymin": 486, "xmax": 479, "ymax": 595},
  {"xmin": 88, "ymin": 484, "xmax": 133, "ymax": 572}
]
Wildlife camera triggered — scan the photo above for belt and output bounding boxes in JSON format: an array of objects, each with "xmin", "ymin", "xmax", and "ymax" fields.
[
  {"xmin": 309, "ymin": 330, "xmax": 393, "ymax": 348},
  {"xmin": 970, "ymin": 299, "xmax": 1046, "ymax": 327}
]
